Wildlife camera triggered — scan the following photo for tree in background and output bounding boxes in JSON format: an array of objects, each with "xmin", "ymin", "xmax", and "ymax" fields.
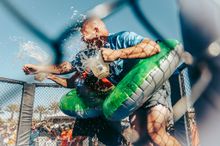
[
  {"xmin": 5, "ymin": 104, "xmax": 19, "ymax": 120},
  {"xmin": 34, "ymin": 105, "xmax": 48, "ymax": 121},
  {"xmin": 49, "ymin": 101, "xmax": 60, "ymax": 114}
]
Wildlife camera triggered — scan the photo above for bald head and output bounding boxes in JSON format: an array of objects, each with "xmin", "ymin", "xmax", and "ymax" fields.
[
  {"xmin": 81, "ymin": 17, "xmax": 107, "ymax": 32},
  {"xmin": 80, "ymin": 17, "xmax": 109, "ymax": 46}
]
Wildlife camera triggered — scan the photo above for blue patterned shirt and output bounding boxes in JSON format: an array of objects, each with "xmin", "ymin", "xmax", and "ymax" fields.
[{"xmin": 71, "ymin": 31, "xmax": 144, "ymax": 85}]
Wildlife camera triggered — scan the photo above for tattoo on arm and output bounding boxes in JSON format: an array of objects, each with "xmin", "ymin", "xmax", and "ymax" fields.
[
  {"xmin": 119, "ymin": 39, "xmax": 160, "ymax": 59},
  {"xmin": 56, "ymin": 61, "xmax": 74, "ymax": 74},
  {"xmin": 50, "ymin": 75, "xmax": 67, "ymax": 87}
]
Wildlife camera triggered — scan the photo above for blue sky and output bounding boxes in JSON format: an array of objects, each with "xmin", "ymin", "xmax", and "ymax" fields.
[{"xmin": 0, "ymin": 0, "xmax": 181, "ymax": 82}]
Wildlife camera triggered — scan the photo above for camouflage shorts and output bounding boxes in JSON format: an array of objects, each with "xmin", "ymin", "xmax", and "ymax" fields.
[{"xmin": 142, "ymin": 81, "xmax": 174, "ymax": 132}]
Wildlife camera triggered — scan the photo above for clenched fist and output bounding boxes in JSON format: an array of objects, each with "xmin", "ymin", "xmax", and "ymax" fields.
[
  {"xmin": 100, "ymin": 48, "xmax": 121, "ymax": 62},
  {"xmin": 22, "ymin": 64, "xmax": 42, "ymax": 75}
]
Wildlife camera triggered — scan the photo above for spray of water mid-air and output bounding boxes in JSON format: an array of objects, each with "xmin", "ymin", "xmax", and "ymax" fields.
[{"xmin": 17, "ymin": 41, "xmax": 51, "ymax": 81}]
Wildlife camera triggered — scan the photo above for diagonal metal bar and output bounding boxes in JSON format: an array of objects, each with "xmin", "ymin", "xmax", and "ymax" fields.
[
  {"xmin": 128, "ymin": 0, "xmax": 181, "ymax": 55},
  {"xmin": 0, "ymin": 0, "xmax": 63, "ymax": 64},
  {"xmin": 0, "ymin": 0, "xmax": 52, "ymax": 44},
  {"xmin": 129, "ymin": 0, "xmax": 166, "ymax": 40},
  {"xmin": 173, "ymin": 63, "xmax": 212, "ymax": 122},
  {"xmin": 0, "ymin": 0, "xmax": 130, "ymax": 100},
  {"xmin": 55, "ymin": 0, "xmax": 129, "ymax": 44},
  {"xmin": 0, "ymin": 0, "xmax": 130, "ymax": 64}
]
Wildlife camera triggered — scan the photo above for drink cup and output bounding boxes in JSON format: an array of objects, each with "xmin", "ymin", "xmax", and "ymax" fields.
[
  {"xmin": 88, "ymin": 51, "xmax": 110, "ymax": 79},
  {"xmin": 34, "ymin": 73, "xmax": 47, "ymax": 82}
]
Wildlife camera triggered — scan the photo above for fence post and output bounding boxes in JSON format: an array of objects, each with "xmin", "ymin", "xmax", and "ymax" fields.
[
  {"xmin": 16, "ymin": 83, "xmax": 35, "ymax": 146},
  {"xmin": 178, "ymin": 69, "xmax": 200, "ymax": 146}
]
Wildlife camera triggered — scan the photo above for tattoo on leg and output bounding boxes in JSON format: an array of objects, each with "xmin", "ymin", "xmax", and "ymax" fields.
[{"xmin": 147, "ymin": 105, "xmax": 181, "ymax": 146}]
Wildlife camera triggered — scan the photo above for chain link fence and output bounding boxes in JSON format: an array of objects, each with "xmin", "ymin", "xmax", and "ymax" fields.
[
  {"xmin": 0, "ymin": 65, "xmax": 198, "ymax": 146},
  {"xmin": 0, "ymin": 78, "xmax": 23, "ymax": 146},
  {"xmin": 31, "ymin": 85, "xmax": 72, "ymax": 146},
  {"xmin": 0, "ymin": 78, "xmax": 98, "ymax": 146}
]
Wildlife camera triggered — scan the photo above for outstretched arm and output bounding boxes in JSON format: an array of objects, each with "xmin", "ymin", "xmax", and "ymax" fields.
[
  {"xmin": 47, "ymin": 74, "xmax": 68, "ymax": 87},
  {"xmin": 101, "ymin": 39, "xmax": 160, "ymax": 62},
  {"xmin": 23, "ymin": 61, "xmax": 75, "ymax": 75},
  {"xmin": 47, "ymin": 72, "xmax": 80, "ymax": 88}
]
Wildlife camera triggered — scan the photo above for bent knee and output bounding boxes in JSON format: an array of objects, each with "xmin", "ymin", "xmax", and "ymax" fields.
[{"xmin": 147, "ymin": 122, "xmax": 163, "ymax": 135}]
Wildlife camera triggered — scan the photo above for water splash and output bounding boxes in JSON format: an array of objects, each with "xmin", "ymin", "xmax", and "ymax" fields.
[
  {"xmin": 85, "ymin": 51, "xmax": 110, "ymax": 79},
  {"xmin": 69, "ymin": 6, "xmax": 87, "ymax": 31},
  {"xmin": 66, "ymin": 7, "xmax": 110, "ymax": 78},
  {"xmin": 62, "ymin": 6, "xmax": 88, "ymax": 62},
  {"xmin": 70, "ymin": 8, "xmax": 78, "ymax": 20},
  {"xmin": 17, "ymin": 40, "xmax": 51, "ymax": 81},
  {"xmin": 17, "ymin": 41, "xmax": 51, "ymax": 65}
]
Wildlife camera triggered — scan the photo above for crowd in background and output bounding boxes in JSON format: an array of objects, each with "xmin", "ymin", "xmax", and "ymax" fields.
[
  {"xmin": 0, "ymin": 120, "xmax": 80, "ymax": 146},
  {"xmin": 0, "ymin": 122, "xmax": 17, "ymax": 146},
  {"xmin": 30, "ymin": 120, "xmax": 76, "ymax": 146}
]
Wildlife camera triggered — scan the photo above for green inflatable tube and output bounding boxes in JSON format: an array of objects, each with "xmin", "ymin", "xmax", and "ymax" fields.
[
  {"xmin": 59, "ymin": 39, "xmax": 183, "ymax": 120},
  {"xmin": 59, "ymin": 89, "xmax": 103, "ymax": 118},
  {"xmin": 103, "ymin": 39, "xmax": 183, "ymax": 120}
]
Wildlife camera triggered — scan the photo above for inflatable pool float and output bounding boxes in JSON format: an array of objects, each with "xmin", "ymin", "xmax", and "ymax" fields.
[
  {"xmin": 59, "ymin": 75, "xmax": 114, "ymax": 118},
  {"xmin": 59, "ymin": 89, "xmax": 103, "ymax": 118},
  {"xmin": 59, "ymin": 39, "xmax": 184, "ymax": 120}
]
